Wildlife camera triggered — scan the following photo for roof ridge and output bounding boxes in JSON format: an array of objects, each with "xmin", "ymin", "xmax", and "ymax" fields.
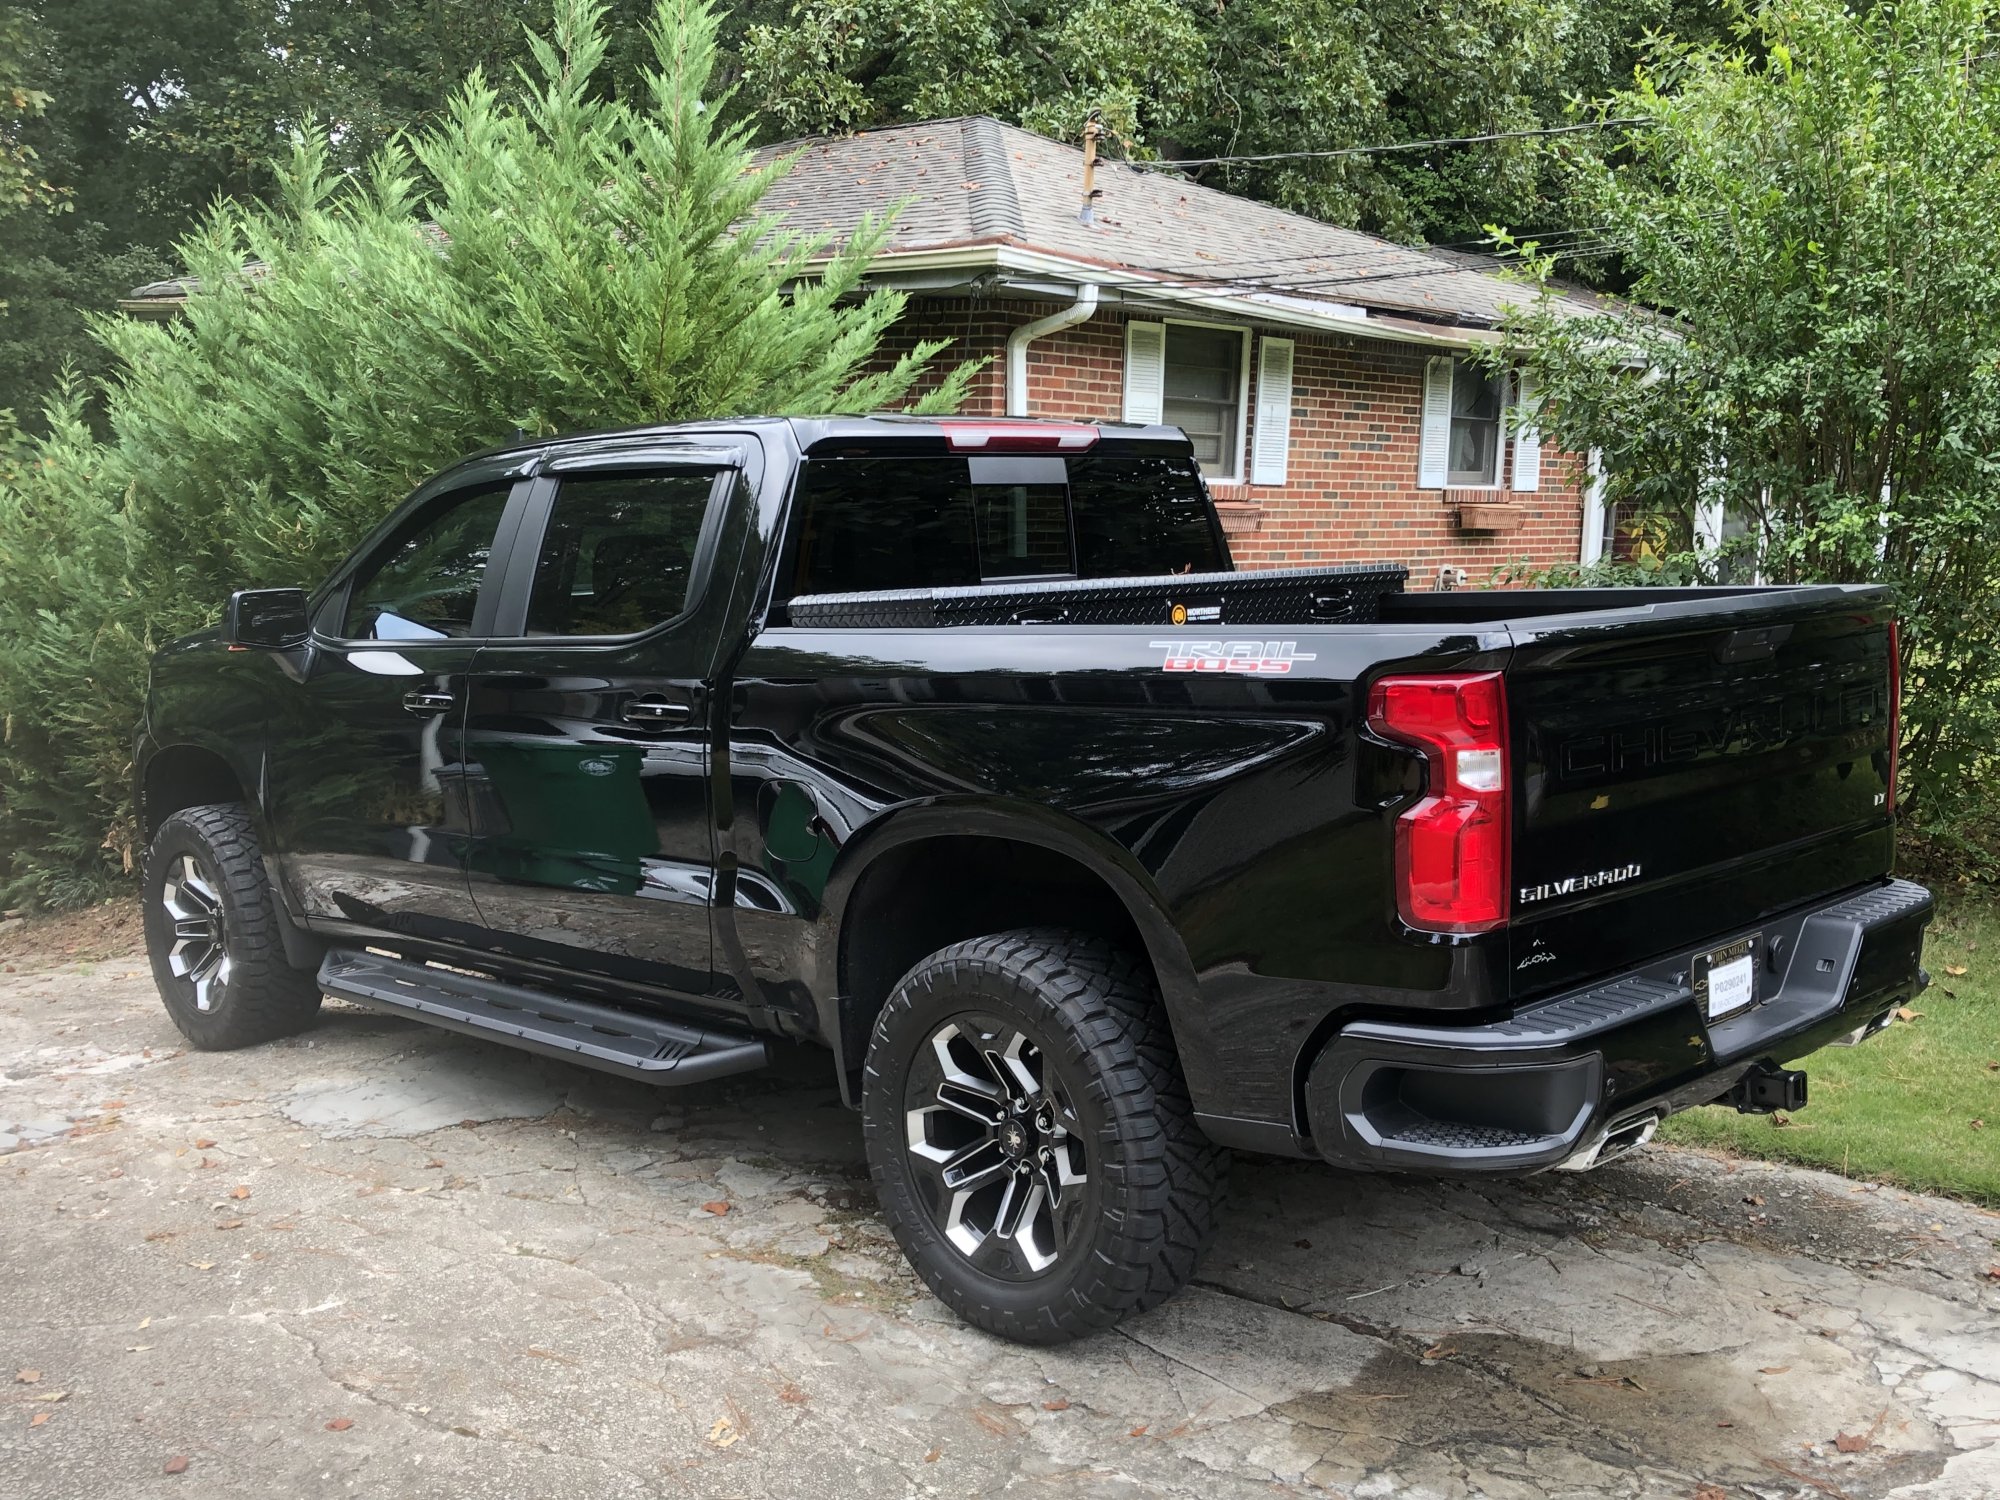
[{"xmin": 959, "ymin": 117, "xmax": 1026, "ymax": 241}]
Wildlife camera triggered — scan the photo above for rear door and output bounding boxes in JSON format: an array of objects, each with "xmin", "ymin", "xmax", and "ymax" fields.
[
  {"xmin": 457, "ymin": 454, "xmax": 737, "ymax": 1005},
  {"xmin": 1503, "ymin": 589, "xmax": 1897, "ymax": 999}
]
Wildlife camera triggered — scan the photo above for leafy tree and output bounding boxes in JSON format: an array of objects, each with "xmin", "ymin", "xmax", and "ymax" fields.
[
  {"xmin": 740, "ymin": 0, "xmax": 1733, "ymax": 245},
  {"xmin": 0, "ymin": 1, "xmax": 59, "ymax": 214},
  {"xmin": 0, "ymin": 0, "xmax": 973, "ymax": 906},
  {"xmin": 1501, "ymin": 0, "xmax": 2000, "ymax": 867}
]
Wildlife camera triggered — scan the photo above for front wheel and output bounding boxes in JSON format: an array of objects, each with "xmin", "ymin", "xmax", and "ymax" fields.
[
  {"xmin": 862, "ymin": 930, "xmax": 1228, "ymax": 1344},
  {"xmin": 142, "ymin": 803, "xmax": 322, "ymax": 1050}
]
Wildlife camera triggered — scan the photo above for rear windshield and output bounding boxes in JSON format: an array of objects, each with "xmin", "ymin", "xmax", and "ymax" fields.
[{"xmin": 783, "ymin": 452, "xmax": 1226, "ymax": 599}]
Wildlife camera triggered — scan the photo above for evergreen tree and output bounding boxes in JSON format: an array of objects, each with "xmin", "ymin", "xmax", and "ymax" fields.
[{"xmin": 0, "ymin": 0, "xmax": 974, "ymax": 906}]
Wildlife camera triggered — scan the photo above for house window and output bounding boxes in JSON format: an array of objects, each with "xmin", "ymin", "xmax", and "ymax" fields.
[
  {"xmin": 1162, "ymin": 325, "xmax": 1246, "ymax": 478},
  {"xmin": 1448, "ymin": 358, "xmax": 1505, "ymax": 486}
]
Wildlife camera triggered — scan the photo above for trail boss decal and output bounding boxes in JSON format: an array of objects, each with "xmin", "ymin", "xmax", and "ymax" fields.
[
  {"xmin": 1150, "ymin": 640, "xmax": 1317, "ymax": 675},
  {"xmin": 1517, "ymin": 862, "xmax": 1644, "ymax": 906}
]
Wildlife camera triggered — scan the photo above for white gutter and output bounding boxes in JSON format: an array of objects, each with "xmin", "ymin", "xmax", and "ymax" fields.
[
  {"xmin": 1004, "ymin": 283, "xmax": 1100, "ymax": 415},
  {"xmin": 853, "ymin": 243, "xmax": 1511, "ymax": 351}
]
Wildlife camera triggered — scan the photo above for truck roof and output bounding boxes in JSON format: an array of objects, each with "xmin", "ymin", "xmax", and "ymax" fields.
[{"xmin": 444, "ymin": 414, "xmax": 1191, "ymax": 478}]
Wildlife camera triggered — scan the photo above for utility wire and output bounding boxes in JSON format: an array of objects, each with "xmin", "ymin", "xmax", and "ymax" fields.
[{"xmin": 1122, "ymin": 118, "xmax": 1650, "ymax": 171}]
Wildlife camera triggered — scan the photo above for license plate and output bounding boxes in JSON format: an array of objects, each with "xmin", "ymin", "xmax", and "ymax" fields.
[{"xmin": 1696, "ymin": 936, "xmax": 1759, "ymax": 1020}]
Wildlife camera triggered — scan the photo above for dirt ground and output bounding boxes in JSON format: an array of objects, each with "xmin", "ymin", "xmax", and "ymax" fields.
[{"xmin": 2, "ymin": 914, "xmax": 1997, "ymax": 1499}]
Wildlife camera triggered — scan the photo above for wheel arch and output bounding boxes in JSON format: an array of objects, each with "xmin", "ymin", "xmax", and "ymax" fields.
[
  {"xmin": 813, "ymin": 801, "xmax": 1217, "ymax": 1107},
  {"xmin": 140, "ymin": 741, "xmax": 255, "ymax": 844}
]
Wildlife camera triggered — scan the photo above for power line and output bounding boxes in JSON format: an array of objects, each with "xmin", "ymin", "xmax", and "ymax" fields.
[{"xmin": 1123, "ymin": 118, "xmax": 1650, "ymax": 172}]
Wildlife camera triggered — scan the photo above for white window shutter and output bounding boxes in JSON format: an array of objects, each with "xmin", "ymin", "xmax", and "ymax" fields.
[
  {"xmin": 1250, "ymin": 337, "xmax": 1294, "ymax": 485},
  {"xmin": 1123, "ymin": 321, "xmax": 1166, "ymax": 425},
  {"xmin": 1418, "ymin": 356, "xmax": 1453, "ymax": 489},
  {"xmin": 1511, "ymin": 370, "xmax": 1542, "ymax": 492}
]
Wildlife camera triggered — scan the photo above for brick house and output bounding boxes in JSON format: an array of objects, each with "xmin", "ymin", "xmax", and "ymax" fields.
[
  {"xmin": 124, "ymin": 114, "xmax": 1621, "ymax": 581},
  {"xmin": 761, "ymin": 117, "xmax": 1615, "ymax": 582}
]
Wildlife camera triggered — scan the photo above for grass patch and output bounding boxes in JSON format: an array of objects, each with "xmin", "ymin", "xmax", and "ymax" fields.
[{"xmin": 1661, "ymin": 896, "xmax": 2000, "ymax": 1206}]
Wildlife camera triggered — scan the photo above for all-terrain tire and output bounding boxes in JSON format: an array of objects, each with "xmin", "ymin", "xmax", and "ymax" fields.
[
  {"xmin": 862, "ymin": 928, "xmax": 1229, "ymax": 1344},
  {"xmin": 142, "ymin": 802, "xmax": 322, "ymax": 1049}
]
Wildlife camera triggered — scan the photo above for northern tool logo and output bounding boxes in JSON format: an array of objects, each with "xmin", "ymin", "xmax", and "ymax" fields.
[{"xmin": 1150, "ymin": 640, "xmax": 1317, "ymax": 675}]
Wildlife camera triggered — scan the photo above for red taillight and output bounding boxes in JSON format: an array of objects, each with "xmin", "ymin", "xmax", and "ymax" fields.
[
  {"xmin": 1887, "ymin": 620, "xmax": 1901, "ymax": 814},
  {"xmin": 938, "ymin": 420, "xmax": 1099, "ymax": 452},
  {"xmin": 1367, "ymin": 672, "xmax": 1511, "ymax": 934}
]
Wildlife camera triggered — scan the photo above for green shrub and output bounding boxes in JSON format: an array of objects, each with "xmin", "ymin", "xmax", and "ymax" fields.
[
  {"xmin": 1500, "ymin": 0, "xmax": 2000, "ymax": 876},
  {"xmin": 0, "ymin": 0, "xmax": 973, "ymax": 907}
]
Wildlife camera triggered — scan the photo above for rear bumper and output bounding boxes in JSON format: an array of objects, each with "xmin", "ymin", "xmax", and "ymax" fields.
[{"xmin": 1303, "ymin": 878, "xmax": 1934, "ymax": 1174}]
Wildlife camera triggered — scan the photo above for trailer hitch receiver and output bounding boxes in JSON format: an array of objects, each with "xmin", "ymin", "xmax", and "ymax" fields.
[{"xmin": 1727, "ymin": 1064, "xmax": 1808, "ymax": 1115}]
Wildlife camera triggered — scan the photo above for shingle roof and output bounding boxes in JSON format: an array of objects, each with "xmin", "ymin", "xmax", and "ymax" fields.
[
  {"xmin": 759, "ymin": 116, "xmax": 1566, "ymax": 328},
  {"xmin": 126, "ymin": 115, "xmax": 1600, "ymax": 334}
]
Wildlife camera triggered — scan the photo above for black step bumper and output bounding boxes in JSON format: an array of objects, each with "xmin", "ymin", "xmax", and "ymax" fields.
[{"xmin": 1303, "ymin": 878, "xmax": 1934, "ymax": 1173}]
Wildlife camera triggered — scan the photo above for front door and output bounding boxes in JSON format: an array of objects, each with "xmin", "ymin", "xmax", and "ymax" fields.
[
  {"xmin": 266, "ymin": 477, "xmax": 524, "ymax": 944},
  {"xmin": 458, "ymin": 461, "xmax": 731, "ymax": 1003}
]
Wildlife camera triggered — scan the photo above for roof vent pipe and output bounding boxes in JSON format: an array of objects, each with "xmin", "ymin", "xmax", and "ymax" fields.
[{"xmin": 1004, "ymin": 284, "xmax": 1100, "ymax": 418}]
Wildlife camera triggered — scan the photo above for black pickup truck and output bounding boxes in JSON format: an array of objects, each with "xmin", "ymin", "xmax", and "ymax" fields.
[{"xmin": 135, "ymin": 415, "xmax": 1933, "ymax": 1343}]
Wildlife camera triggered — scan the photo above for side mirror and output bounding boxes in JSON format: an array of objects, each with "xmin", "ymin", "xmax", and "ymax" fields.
[{"xmin": 222, "ymin": 588, "xmax": 312, "ymax": 650}]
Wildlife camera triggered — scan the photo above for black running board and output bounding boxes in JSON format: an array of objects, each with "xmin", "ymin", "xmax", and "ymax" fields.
[{"xmin": 317, "ymin": 948, "xmax": 770, "ymax": 1085}]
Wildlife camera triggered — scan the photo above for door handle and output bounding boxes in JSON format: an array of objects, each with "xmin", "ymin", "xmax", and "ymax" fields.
[
  {"xmin": 621, "ymin": 695, "xmax": 692, "ymax": 727},
  {"xmin": 401, "ymin": 689, "xmax": 456, "ymax": 716}
]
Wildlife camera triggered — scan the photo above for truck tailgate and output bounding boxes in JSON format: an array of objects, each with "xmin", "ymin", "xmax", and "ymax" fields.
[{"xmin": 1504, "ymin": 587, "xmax": 1898, "ymax": 999}]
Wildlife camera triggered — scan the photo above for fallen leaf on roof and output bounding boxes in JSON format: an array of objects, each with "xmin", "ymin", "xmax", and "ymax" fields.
[
  {"xmin": 216, "ymin": 1220, "xmax": 244, "ymax": 1231},
  {"xmin": 701, "ymin": 1201, "xmax": 729, "ymax": 1215},
  {"xmin": 194, "ymin": 1138, "xmax": 215, "ymax": 1149},
  {"xmin": 922, "ymin": 1447, "xmax": 941, "ymax": 1463},
  {"xmin": 1760, "ymin": 1366, "xmax": 1791, "ymax": 1375},
  {"xmin": 707, "ymin": 1416, "xmax": 740, "ymax": 1448},
  {"xmin": 229, "ymin": 1185, "xmax": 250, "ymax": 1200},
  {"xmin": 1834, "ymin": 1431, "xmax": 1869, "ymax": 1453},
  {"xmin": 164, "ymin": 1455, "xmax": 189, "ymax": 1475},
  {"xmin": 29, "ymin": 1412, "xmax": 48, "ymax": 1428},
  {"xmin": 325, "ymin": 1417, "xmax": 354, "ymax": 1431},
  {"xmin": 1042, "ymin": 1398, "xmax": 1070, "ymax": 1411},
  {"xmin": 15, "ymin": 1370, "xmax": 38, "ymax": 1384}
]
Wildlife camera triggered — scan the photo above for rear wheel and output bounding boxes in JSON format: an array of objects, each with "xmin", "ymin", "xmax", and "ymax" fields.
[
  {"xmin": 862, "ymin": 929, "xmax": 1228, "ymax": 1343},
  {"xmin": 142, "ymin": 803, "xmax": 322, "ymax": 1049}
]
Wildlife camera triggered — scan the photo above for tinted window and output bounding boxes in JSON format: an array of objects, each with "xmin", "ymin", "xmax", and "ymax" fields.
[
  {"xmin": 524, "ymin": 469, "xmax": 716, "ymax": 636},
  {"xmin": 786, "ymin": 455, "xmax": 1223, "ymax": 598},
  {"xmin": 1069, "ymin": 455, "xmax": 1223, "ymax": 576},
  {"xmin": 344, "ymin": 483, "xmax": 512, "ymax": 640}
]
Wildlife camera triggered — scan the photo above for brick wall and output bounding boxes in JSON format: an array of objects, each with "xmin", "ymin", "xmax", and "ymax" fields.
[{"xmin": 874, "ymin": 296, "xmax": 1587, "ymax": 584}]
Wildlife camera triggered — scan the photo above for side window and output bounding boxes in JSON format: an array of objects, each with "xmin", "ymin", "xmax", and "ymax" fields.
[
  {"xmin": 523, "ymin": 469, "xmax": 717, "ymax": 637},
  {"xmin": 343, "ymin": 483, "xmax": 513, "ymax": 641},
  {"xmin": 1448, "ymin": 357, "xmax": 1505, "ymax": 486}
]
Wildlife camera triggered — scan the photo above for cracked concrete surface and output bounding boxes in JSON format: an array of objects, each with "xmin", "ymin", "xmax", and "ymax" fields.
[{"xmin": 3, "ymin": 942, "xmax": 1997, "ymax": 1498}]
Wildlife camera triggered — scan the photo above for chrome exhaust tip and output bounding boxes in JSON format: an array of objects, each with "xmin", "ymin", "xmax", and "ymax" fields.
[{"xmin": 1553, "ymin": 1113, "xmax": 1660, "ymax": 1173}]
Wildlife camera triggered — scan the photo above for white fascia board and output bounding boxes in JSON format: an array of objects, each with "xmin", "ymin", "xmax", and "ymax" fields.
[{"xmin": 837, "ymin": 243, "xmax": 1503, "ymax": 350}]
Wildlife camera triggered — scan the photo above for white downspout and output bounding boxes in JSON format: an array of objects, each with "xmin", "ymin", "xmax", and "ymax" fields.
[{"xmin": 1005, "ymin": 284, "xmax": 1100, "ymax": 417}]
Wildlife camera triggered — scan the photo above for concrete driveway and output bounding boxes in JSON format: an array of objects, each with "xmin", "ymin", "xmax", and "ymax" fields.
[{"xmin": 3, "ymin": 930, "xmax": 1997, "ymax": 1499}]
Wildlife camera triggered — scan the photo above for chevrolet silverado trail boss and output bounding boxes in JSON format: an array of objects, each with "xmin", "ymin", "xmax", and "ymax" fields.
[{"xmin": 136, "ymin": 416, "xmax": 1933, "ymax": 1343}]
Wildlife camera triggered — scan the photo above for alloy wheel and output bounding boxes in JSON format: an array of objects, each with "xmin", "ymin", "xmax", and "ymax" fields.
[
  {"xmin": 902, "ymin": 1013, "xmax": 1091, "ymax": 1280},
  {"xmin": 160, "ymin": 853, "xmax": 231, "ymax": 1012}
]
